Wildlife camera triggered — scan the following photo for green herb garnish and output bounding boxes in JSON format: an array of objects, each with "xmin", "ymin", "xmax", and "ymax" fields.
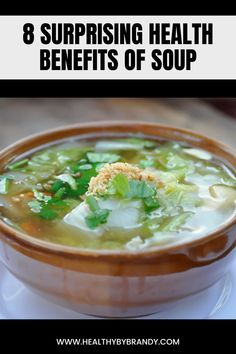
[
  {"xmin": 66, "ymin": 158, "xmax": 98, "ymax": 196},
  {"xmin": 112, "ymin": 173, "xmax": 130, "ymax": 197},
  {"xmin": 108, "ymin": 174, "xmax": 160, "ymax": 214},
  {"xmin": 51, "ymin": 180, "xmax": 64, "ymax": 193},
  {"xmin": 28, "ymin": 200, "xmax": 41, "ymax": 213},
  {"xmin": 87, "ymin": 152, "xmax": 120, "ymax": 164},
  {"xmin": 143, "ymin": 196, "xmax": 160, "ymax": 212},
  {"xmin": 54, "ymin": 187, "xmax": 67, "ymax": 199},
  {"xmin": 86, "ymin": 195, "xmax": 100, "ymax": 212},
  {"xmin": 33, "ymin": 189, "xmax": 51, "ymax": 202},
  {"xmin": 8, "ymin": 158, "xmax": 29, "ymax": 170},
  {"xmin": 28, "ymin": 188, "xmax": 69, "ymax": 220},
  {"xmin": 85, "ymin": 195, "xmax": 110, "ymax": 229},
  {"xmin": 56, "ymin": 174, "xmax": 77, "ymax": 190},
  {"xmin": 127, "ymin": 180, "xmax": 156, "ymax": 199},
  {"xmin": 47, "ymin": 198, "xmax": 68, "ymax": 209},
  {"xmin": 39, "ymin": 208, "xmax": 58, "ymax": 220},
  {"xmin": 85, "ymin": 209, "xmax": 110, "ymax": 229},
  {"xmin": 0, "ymin": 176, "xmax": 12, "ymax": 194},
  {"xmin": 139, "ymin": 159, "xmax": 155, "ymax": 168}
]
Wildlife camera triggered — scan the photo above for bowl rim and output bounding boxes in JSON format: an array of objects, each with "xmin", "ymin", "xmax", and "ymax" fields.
[{"xmin": 0, "ymin": 120, "xmax": 236, "ymax": 259}]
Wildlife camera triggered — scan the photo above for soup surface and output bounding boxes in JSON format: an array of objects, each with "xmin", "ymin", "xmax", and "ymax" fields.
[{"xmin": 1, "ymin": 135, "xmax": 236, "ymax": 250}]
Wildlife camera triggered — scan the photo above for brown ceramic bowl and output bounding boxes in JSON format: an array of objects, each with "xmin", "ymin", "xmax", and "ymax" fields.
[{"xmin": 0, "ymin": 121, "xmax": 236, "ymax": 318}]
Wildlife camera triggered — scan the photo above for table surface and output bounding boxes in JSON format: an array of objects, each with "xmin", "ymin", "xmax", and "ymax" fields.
[{"xmin": 0, "ymin": 98, "xmax": 235, "ymax": 149}]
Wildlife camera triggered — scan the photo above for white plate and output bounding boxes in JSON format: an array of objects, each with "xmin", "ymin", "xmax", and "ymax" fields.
[{"xmin": 0, "ymin": 260, "xmax": 236, "ymax": 319}]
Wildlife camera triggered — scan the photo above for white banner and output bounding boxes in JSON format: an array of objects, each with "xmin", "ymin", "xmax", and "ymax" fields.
[{"xmin": 0, "ymin": 16, "xmax": 235, "ymax": 79}]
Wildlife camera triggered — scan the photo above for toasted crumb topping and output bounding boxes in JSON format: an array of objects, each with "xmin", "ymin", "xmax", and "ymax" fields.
[{"xmin": 88, "ymin": 162, "xmax": 163, "ymax": 195}]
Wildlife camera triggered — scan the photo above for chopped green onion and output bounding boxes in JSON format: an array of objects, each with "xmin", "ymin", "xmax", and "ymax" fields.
[
  {"xmin": 56, "ymin": 174, "xmax": 77, "ymax": 190},
  {"xmin": 0, "ymin": 174, "xmax": 14, "ymax": 180},
  {"xmin": 54, "ymin": 187, "xmax": 66, "ymax": 199},
  {"xmin": 48, "ymin": 198, "xmax": 68, "ymax": 209},
  {"xmin": 0, "ymin": 177, "xmax": 11, "ymax": 194},
  {"xmin": 8, "ymin": 158, "xmax": 29, "ymax": 170},
  {"xmin": 51, "ymin": 180, "xmax": 64, "ymax": 193},
  {"xmin": 143, "ymin": 196, "xmax": 160, "ymax": 212},
  {"xmin": 86, "ymin": 195, "xmax": 100, "ymax": 212},
  {"xmin": 39, "ymin": 208, "xmax": 57, "ymax": 220}
]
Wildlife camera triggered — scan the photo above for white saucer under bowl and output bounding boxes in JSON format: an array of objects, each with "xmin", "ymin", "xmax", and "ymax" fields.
[{"xmin": 0, "ymin": 260, "xmax": 236, "ymax": 319}]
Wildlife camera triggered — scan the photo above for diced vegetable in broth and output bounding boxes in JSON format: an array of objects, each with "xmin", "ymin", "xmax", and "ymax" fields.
[
  {"xmin": 183, "ymin": 148, "xmax": 212, "ymax": 160},
  {"xmin": 0, "ymin": 136, "xmax": 236, "ymax": 251}
]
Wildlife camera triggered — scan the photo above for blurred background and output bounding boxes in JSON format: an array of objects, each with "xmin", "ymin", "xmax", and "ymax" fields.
[{"xmin": 0, "ymin": 98, "xmax": 235, "ymax": 149}]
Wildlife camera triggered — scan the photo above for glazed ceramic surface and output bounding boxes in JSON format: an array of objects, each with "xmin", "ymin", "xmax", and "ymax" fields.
[{"xmin": 0, "ymin": 122, "xmax": 236, "ymax": 317}]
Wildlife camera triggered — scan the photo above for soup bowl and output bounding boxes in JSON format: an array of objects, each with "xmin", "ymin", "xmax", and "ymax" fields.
[{"xmin": 0, "ymin": 121, "xmax": 236, "ymax": 317}]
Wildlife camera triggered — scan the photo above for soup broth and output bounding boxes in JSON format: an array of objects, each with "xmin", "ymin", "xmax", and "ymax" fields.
[{"xmin": 1, "ymin": 135, "xmax": 236, "ymax": 250}]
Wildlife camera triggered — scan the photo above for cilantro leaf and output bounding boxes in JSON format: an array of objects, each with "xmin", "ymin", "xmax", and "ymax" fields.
[
  {"xmin": 85, "ymin": 209, "xmax": 110, "ymax": 229},
  {"xmin": 127, "ymin": 180, "xmax": 156, "ymax": 199},
  {"xmin": 85, "ymin": 195, "xmax": 110, "ymax": 229}
]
